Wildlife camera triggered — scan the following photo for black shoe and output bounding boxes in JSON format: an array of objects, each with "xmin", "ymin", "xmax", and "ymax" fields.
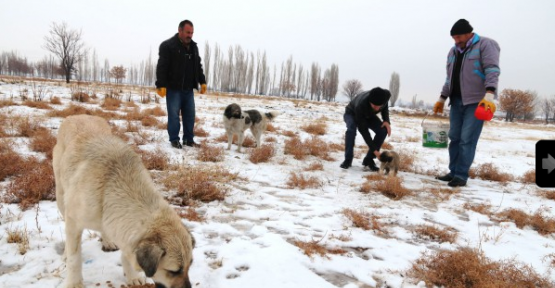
[
  {"xmin": 448, "ymin": 177, "xmax": 467, "ymax": 187},
  {"xmin": 340, "ymin": 160, "xmax": 352, "ymax": 169},
  {"xmin": 435, "ymin": 174, "xmax": 454, "ymax": 182},
  {"xmin": 184, "ymin": 140, "xmax": 200, "ymax": 148},
  {"xmin": 363, "ymin": 160, "xmax": 379, "ymax": 172},
  {"xmin": 171, "ymin": 140, "xmax": 183, "ymax": 149}
]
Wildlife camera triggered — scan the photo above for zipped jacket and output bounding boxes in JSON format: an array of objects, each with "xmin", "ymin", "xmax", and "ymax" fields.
[
  {"xmin": 155, "ymin": 34, "xmax": 206, "ymax": 91},
  {"xmin": 345, "ymin": 90, "xmax": 390, "ymax": 151},
  {"xmin": 441, "ymin": 34, "xmax": 500, "ymax": 105}
]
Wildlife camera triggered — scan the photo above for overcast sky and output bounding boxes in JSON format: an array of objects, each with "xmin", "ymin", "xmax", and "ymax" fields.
[{"xmin": 1, "ymin": 0, "xmax": 554, "ymax": 103}]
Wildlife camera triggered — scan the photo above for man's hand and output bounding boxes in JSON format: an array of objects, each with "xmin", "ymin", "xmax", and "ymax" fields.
[
  {"xmin": 373, "ymin": 150, "xmax": 381, "ymax": 158},
  {"xmin": 381, "ymin": 121, "xmax": 391, "ymax": 137},
  {"xmin": 478, "ymin": 93, "xmax": 496, "ymax": 114},
  {"xmin": 433, "ymin": 96, "xmax": 446, "ymax": 114},
  {"xmin": 200, "ymin": 84, "xmax": 207, "ymax": 94},
  {"xmin": 156, "ymin": 87, "xmax": 166, "ymax": 98}
]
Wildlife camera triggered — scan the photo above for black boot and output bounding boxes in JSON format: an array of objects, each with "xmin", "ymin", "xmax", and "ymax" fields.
[
  {"xmin": 170, "ymin": 140, "xmax": 183, "ymax": 149},
  {"xmin": 363, "ymin": 159, "xmax": 379, "ymax": 172},
  {"xmin": 340, "ymin": 159, "xmax": 352, "ymax": 169}
]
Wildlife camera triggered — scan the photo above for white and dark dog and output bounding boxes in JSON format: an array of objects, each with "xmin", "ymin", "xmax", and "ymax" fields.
[{"xmin": 223, "ymin": 103, "xmax": 279, "ymax": 152}]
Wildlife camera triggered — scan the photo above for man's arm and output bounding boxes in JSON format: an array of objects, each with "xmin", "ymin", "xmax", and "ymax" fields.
[
  {"xmin": 481, "ymin": 39, "xmax": 501, "ymax": 96},
  {"xmin": 155, "ymin": 42, "xmax": 170, "ymax": 88}
]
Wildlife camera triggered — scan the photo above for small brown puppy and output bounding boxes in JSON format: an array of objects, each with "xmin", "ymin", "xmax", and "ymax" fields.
[{"xmin": 378, "ymin": 150, "xmax": 400, "ymax": 176}]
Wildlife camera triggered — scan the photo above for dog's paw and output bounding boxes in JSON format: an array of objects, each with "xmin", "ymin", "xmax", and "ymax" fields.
[
  {"xmin": 127, "ymin": 276, "xmax": 147, "ymax": 286},
  {"xmin": 101, "ymin": 241, "xmax": 119, "ymax": 252},
  {"xmin": 65, "ymin": 279, "xmax": 84, "ymax": 288}
]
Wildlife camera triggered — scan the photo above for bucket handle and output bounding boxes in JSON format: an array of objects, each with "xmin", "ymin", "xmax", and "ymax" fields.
[{"xmin": 421, "ymin": 112, "xmax": 433, "ymax": 126}]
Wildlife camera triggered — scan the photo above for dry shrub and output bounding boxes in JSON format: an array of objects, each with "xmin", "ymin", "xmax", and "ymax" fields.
[
  {"xmin": 143, "ymin": 106, "xmax": 166, "ymax": 117},
  {"xmin": 249, "ymin": 144, "xmax": 275, "ymax": 163},
  {"xmin": 30, "ymin": 128, "xmax": 57, "ymax": 159},
  {"xmin": 301, "ymin": 122, "xmax": 327, "ymax": 135},
  {"xmin": 101, "ymin": 97, "xmax": 122, "ymax": 110},
  {"xmin": 47, "ymin": 103, "xmax": 117, "ymax": 119},
  {"xmin": 6, "ymin": 226, "xmax": 30, "ymax": 255},
  {"xmin": 16, "ymin": 117, "xmax": 43, "ymax": 137},
  {"xmin": 140, "ymin": 115, "xmax": 159, "ymax": 127},
  {"xmin": 6, "ymin": 158, "xmax": 55, "ymax": 210},
  {"xmin": 50, "ymin": 96, "xmax": 62, "ymax": 105},
  {"xmin": 266, "ymin": 123, "xmax": 277, "ymax": 132},
  {"xmin": 343, "ymin": 208, "xmax": 387, "ymax": 235},
  {"xmin": 265, "ymin": 136, "xmax": 277, "ymax": 142},
  {"xmin": 540, "ymin": 190, "xmax": 555, "ymax": 201},
  {"xmin": 0, "ymin": 140, "xmax": 24, "ymax": 181},
  {"xmin": 463, "ymin": 203, "xmax": 492, "ymax": 216},
  {"xmin": 139, "ymin": 148, "xmax": 169, "ymax": 171},
  {"xmin": 414, "ymin": 225, "xmax": 457, "ymax": 243},
  {"xmin": 126, "ymin": 120, "xmax": 140, "ymax": 133},
  {"xmin": 371, "ymin": 176, "xmax": 411, "ymax": 200},
  {"xmin": 71, "ymin": 92, "xmax": 90, "ymax": 102},
  {"xmin": 282, "ymin": 130, "xmax": 296, "ymax": 137},
  {"xmin": 286, "ymin": 172, "xmax": 320, "ymax": 189},
  {"xmin": 23, "ymin": 100, "xmax": 52, "ymax": 110},
  {"xmin": 293, "ymin": 239, "xmax": 347, "ymax": 259},
  {"xmin": 176, "ymin": 207, "xmax": 205, "ymax": 222},
  {"xmin": 409, "ymin": 247, "xmax": 554, "ymax": 288},
  {"xmin": 284, "ymin": 136, "xmax": 332, "ymax": 161},
  {"xmin": 529, "ymin": 211, "xmax": 555, "ymax": 235},
  {"xmin": 429, "ymin": 187, "xmax": 458, "ymax": 201},
  {"xmin": 397, "ymin": 150, "xmax": 415, "ymax": 172},
  {"xmin": 305, "ymin": 162, "xmax": 323, "ymax": 171},
  {"xmin": 497, "ymin": 208, "xmax": 529, "ymax": 228},
  {"xmin": 381, "ymin": 142, "xmax": 394, "ymax": 150},
  {"xmin": 213, "ymin": 134, "xmax": 255, "ymax": 147},
  {"xmin": 0, "ymin": 99, "xmax": 17, "ymax": 107},
  {"xmin": 197, "ymin": 143, "xmax": 225, "ymax": 162},
  {"xmin": 329, "ymin": 142, "xmax": 344, "ymax": 151},
  {"xmin": 193, "ymin": 125, "xmax": 209, "ymax": 137},
  {"xmin": 469, "ymin": 162, "xmax": 514, "ymax": 183},
  {"xmin": 519, "ymin": 169, "xmax": 535, "ymax": 184},
  {"xmin": 162, "ymin": 165, "xmax": 237, "ymax": 204}
]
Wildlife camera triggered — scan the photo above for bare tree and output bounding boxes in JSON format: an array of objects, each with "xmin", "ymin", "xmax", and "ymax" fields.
[
  {"xmin": 110, "ymin": 65, "xmax": 127, "ymax": 85},
  {"xmin": 310, "ymin": 62, "xmax": 320, "ymax": 101},
  {"xmin": 389, "ymin": 72, "xmax": 400, "ymax": 106},
  {"xmin": 342, "ymin": 79, "xmax": 363, "ymax": 100},
  {"xmin": 539, "ymin": 97, "xmax": 553, "ymax": 124},
  {"xmin": 499, "ymin": 89, "xmax": 537, "ymax": 122},
  {"xmin": 43, "ymin": 22, "xmax": 87, "ymax": 83},
  {"xmin": 204, "ymin": 41, "xmax": 211, "ymax": 88}
]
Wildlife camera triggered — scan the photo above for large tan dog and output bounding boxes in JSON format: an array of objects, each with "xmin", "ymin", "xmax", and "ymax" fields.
[{"xmin": 53, "ymin": 115, "xmax": 194, "ymax": 288}]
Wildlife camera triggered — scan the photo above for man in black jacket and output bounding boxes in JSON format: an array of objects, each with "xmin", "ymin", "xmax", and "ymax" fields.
[
  {"xmin": 340, "ymin": 87, "xmax": 392, "ymax": 171},
  {"xmin": 156, "ymin": 19, "xmax": 207, "ymax": 149}
]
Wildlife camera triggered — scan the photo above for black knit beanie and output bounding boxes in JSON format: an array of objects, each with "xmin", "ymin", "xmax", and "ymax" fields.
[
  {"xmin": 450, "ymin": 19, "xmax": 473, "ymax": 36},
  {"xmin": 369, "ymin": 87, "xmax": 390, "ymax": 106}
]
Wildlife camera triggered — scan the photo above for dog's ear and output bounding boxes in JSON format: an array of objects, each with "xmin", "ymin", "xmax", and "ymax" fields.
[
  {"xmin": 136, "ymin": 239, "xmax": 165, "ymax": 277},
  {"xmin": 379, "ymin": 153, "xmax": 393, "ymax": 163},
  {"xmin": 244, "ymin": 115, "xmax": 251, "ymax": 125}
]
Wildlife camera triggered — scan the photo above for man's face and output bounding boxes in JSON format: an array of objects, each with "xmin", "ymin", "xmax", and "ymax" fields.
[
  {"xmin": 452, "ymin": 33, "xmax": 473, "ymax": 49},
  {"xmin": 178, "ymin": 24, "xmax": 194, "ymax": 44},
  {"xmin": 370, "ymin": 103, "xmax": 382, "ymax": 112}
]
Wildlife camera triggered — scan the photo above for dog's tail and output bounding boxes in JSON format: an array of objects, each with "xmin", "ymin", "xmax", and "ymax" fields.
[{"xmin": 264, "ymin": 111, "xmax": 280, "ymax": 121}]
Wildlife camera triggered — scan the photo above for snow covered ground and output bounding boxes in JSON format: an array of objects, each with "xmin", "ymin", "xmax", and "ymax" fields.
[{"xmin": 1, "ymin": 80, "xmax": 554, "ymax": 288}]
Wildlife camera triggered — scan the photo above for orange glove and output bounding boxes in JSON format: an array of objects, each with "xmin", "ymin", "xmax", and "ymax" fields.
[
  {"xmin": 156, "ymin": 87, "xmax": 166, "ymax": 98},
  {"xmin": 433, "ymin": 96, "xmax": 446, "ymax": 114},
  {"xmin": 200, "ymin": 84, "xmax": 207, "ymax": 94},
  {"xmin": 478, "ymin": 93, "xmax": 496, "ymax": 114}
]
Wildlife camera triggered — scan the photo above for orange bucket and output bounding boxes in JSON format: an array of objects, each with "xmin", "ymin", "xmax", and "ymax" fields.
[{"xmin": 475, "ymin": 104, "xmax": 493, "ymax": 121}]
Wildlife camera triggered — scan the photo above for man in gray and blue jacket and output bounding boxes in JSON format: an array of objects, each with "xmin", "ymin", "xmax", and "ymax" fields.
[{"xmin": 433, "ymin": 19, "xmax": 501, "ymax": 187}]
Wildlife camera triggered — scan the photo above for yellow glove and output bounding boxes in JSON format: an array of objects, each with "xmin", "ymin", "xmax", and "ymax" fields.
[
  {"xmin": 200, "ymin": 84, "xmax": 207, "ymax": 94},
  {"xmin": 478, "ymin": 93, "xmax": 496, "ymax": 114},
  {"xmin": 156, "ymin": 87, "xmax": 166, "ymax": 98},
  {"xmin": 433, "ymin": 97, "xmax": 446, "ymax": 114}
]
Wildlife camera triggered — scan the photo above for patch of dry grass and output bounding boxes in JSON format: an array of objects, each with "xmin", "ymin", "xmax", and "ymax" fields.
[
  {"xmin": 409, "ymin": 247, "xmax": 554, "ymax": 288},
  {"xmin": 0, "ymin": 99, "xmax": 17, "ymax": 107},
  {"xmin": 284, "ymin": 136, "xmax": 332, "ymax": 161},
  {"xmin": 101, "ymin": 97, "xmax": 122, "ymax": 111},
  {"xmin": 519, "ymin": 169, "xmax": 535, "ymax": 184},
  {"xmin": 162, "ymin": 165, "xmax": 238, "ymax": 205},
  {"xmin": 6, "ymin": 226, "xmax": 30, "ymax": 255},
  {"xmin": 249, "ymin": 144, "xmax": 275, "ymax": 163},
  {"xmin": 293, "ymin": 239, "xmax": 347, "ymax": 259},
  {"xmin": 23, "ymin": 100, "xmax": 52, "ymax": 110},
  {"xmin": 197, "ymin": 142, "xmax": 225, "ymax": 162},
  {"xmin": 193, "ymin": 125, "xmax": 209, "ymax": 137},
  {"xmin": 414, "ymin": 225, "xmax": 457, "ymax": 243},
  {"xmin": 5, "ymin": 158, "xmax": 55, "ymax": 210},
  {"xmin": 301, "ymin": 122, "xmax": 327, "ymax": 135},
  {"xmin": 496, "ymin": 208, "xmax": 555, "ymax": 235},
  {"xmin": 50, "ymin": 96, "xmax": 62, "ymax": 105},
  {"xmin": 139, "ymin": 148, "xmax": 169, "ymax": 171},
  {"xmin": 540, "ymin": 190, "xmax": 555, "ymax": 201},
  {"xmin": 281, "ymin": 130, "xmax": 297, "ymax": 137},
  {"xmin": 266, "ymin": 123, "xmax": 277, "ymax": 132},
  {"xmin": 305, "ymin": 161, "xmax": 323, "ymax": 171},
  {"xmin": 469, "ymin": 162, "xmax": 514, "ymax": 183},
  {"xmin": 367, "ymin": 176, "xmax": 412, "ymax": 200},
  {"xmin": 71, "ymin": 92, "xmax": 90, "ymax": 102},
  {"xmin": 47, "ymin": 103, "xmax": 118, "ymax": 119},
  {"xmin": 176, "ymin": 207, "xmax": 205, "ymax": 222},
  {"xmin": 463, "ymin": 202, "xmax": 493, "ymax": 216},
  {"xmin": 343, "ymin": 208, "xmax": 388, "ymax": 236},
  {"xmin": 30, "ymin": 127, "xmax": 56, "ymax": 160},
  {"xmin": 286, "ymin": 172, "xmax": 321, "ymax": 189},
  {"xmin": 0, "ymin": 140, "xmax": 24, "ymax": 181}
]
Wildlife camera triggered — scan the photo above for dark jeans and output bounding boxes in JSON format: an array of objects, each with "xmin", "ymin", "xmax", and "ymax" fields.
[
  {"xmin": 343, "ymin": 113, "xmax": 387, "ymax": 164},
  {"xmin": 166, "ymin": 88, "xmax": 195, "ymax": 143},
  {"xmin": 448, "ymin": 97, "xmax": 484, "ymax": 181}
]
